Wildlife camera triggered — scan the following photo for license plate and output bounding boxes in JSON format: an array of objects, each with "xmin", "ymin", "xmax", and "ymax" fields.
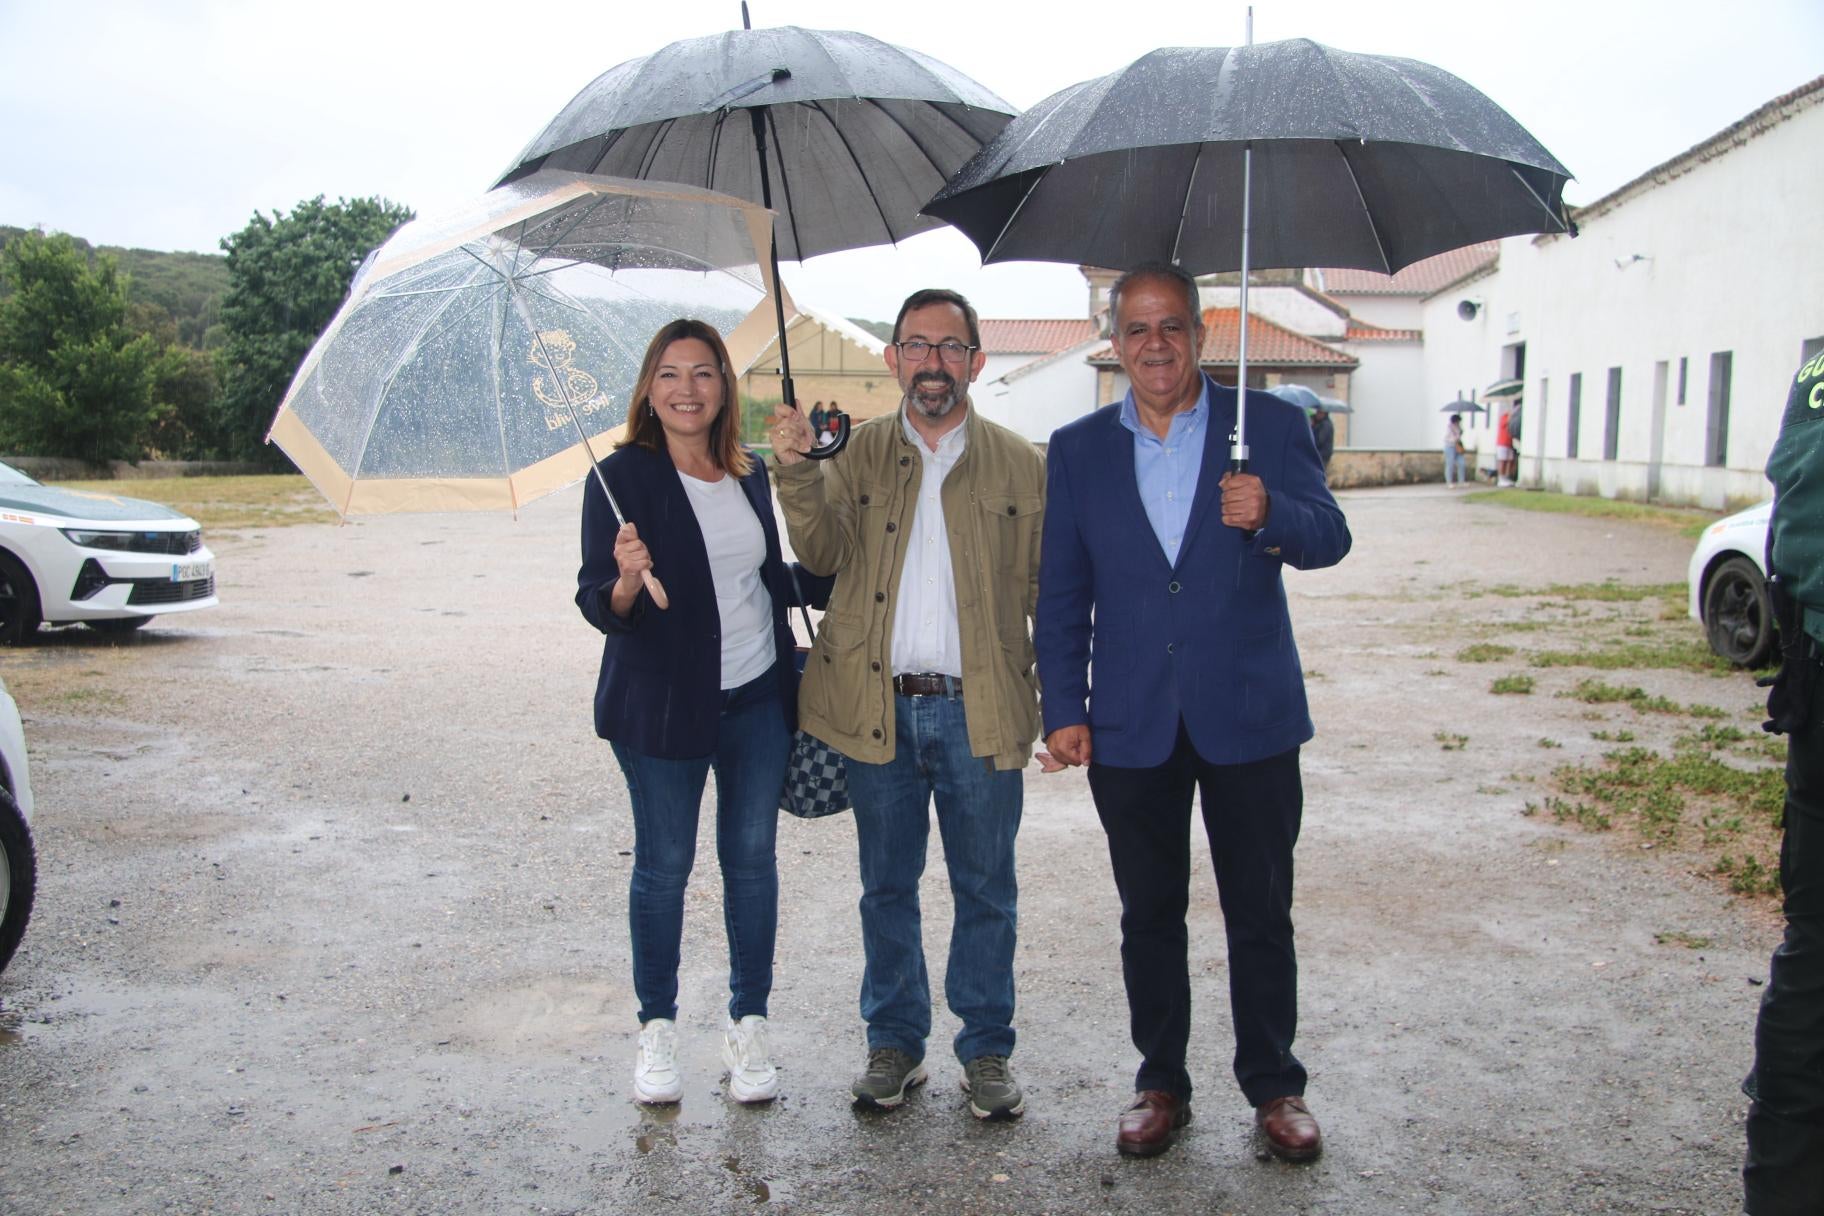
[{"xmin": 171, "ymin": 559, "xmax": 212, "ymax": 583}]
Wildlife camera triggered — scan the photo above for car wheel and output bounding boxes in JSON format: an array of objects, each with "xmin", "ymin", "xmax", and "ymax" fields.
[
  {"xmin": 84, "ymin": 617, "xmax": 151, "ymax": 636},
  {"xmin": 0, "ymin": 552, "xmax": 40, "ymax": 647},
  {"xmin": 0, "ymin": 785, "xmax": 33, "ymax": 975},
  {"xmin": 1703, "ymin": 556, "xmax": 1775, "ymax": 667}
]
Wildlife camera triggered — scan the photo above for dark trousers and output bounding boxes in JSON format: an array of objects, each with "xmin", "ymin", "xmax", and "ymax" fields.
[
  {"xmin": 1745, "ymin": 656, "xmax": 1824, "ymax": 1215},
  {"xmin": 1088, "ymin": 725, "xmax": 1307, "ymax": 1107}
]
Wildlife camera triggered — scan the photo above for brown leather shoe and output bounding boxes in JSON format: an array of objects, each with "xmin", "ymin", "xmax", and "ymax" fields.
[
  {"xmin": 1256, "ymin": 1095, "xmax": 1323, "ymax": 1162},
  {"xmin": 1116, "ymin": 1090, "xmax": 1192, "ymax": 1158}
]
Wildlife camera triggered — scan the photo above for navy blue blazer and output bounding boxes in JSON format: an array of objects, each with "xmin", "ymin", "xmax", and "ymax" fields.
[
  {"xmin": 576, "ymin": 443, "xmax": 829, "ymax": 760},
  {"xmin": 1034, "ymin": 375, "xmax": 1352, "ymax": 768}
]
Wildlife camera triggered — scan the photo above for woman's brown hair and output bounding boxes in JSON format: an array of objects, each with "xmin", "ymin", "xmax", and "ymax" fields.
[{"xmin": 616, "ymin": 319, "xmax": 751, "ymax": 477}]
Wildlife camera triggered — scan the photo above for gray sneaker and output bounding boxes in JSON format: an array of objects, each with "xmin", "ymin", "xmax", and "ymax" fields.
[
  {"xmin": 961, "ymin": 1054, "xmax": 1025, "ymax": 1120},
  {"xmin": 850, "ymin": 1047, "xmax": 928, "ymax": 1109}
]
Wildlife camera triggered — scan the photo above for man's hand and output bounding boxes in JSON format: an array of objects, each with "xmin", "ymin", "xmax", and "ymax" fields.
[
  {"xmin": 1220, "ymin": 470, "xmax": 1269, "ymax": 531},
  {"xmin": 770, "ymin": 403, "xmax": 816, "ymax": 466},
  {"xmin": 1042, "ymin": 724, "xmax": 1092, "ymax": 768}
]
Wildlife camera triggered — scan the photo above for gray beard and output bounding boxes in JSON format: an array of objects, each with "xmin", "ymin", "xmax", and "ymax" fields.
[{"xmin": 904, "ymin": 375, "xmax": 961, "ymax": 419}]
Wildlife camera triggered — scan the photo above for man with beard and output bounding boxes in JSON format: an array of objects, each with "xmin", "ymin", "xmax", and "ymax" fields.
[{"xmin": 769, "ymin": 288, "xmax": 1045, "ymax": 1120}]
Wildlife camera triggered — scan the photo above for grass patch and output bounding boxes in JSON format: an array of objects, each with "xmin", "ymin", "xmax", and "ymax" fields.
[
  {"xmin": 1492, "ymin": 674, "xmax": 1535, "ymax": 695},
  {"xmin": 1537, "ymin": 737, "xmax": 1562, "ymax": 749},
  {"xmin": 1591, "ymin": 729, "xmax": 1637, "ymax": 742},
  {"xmin": 1654, "ymin": 931, "xmax": 1714, "ymax": 950},
  {"xmin": 1543, "ymin": 727, "xmax": 1786, "ymax": 899},
  {"xmin": 46, "ymin": 474, "xmax": 336, "ymax": 530},
  {"xmin": 1465, "ymin": 489, "xmax": 1721, "ymax": 538},
  {"xmin": 1434, "ymin": 731, "xmax": 1469, "ymax": 751},
  {"xmin": 1457, "ymin": 643, "xmax": 1515, "ymax": 663},
  {"xmin": 1530, "ymin": 637, "xmax": 1736, "ymax": 674},
  {"xmin": 1560, "ymin": 678, "xmax": 1728, "ymax": 718}
]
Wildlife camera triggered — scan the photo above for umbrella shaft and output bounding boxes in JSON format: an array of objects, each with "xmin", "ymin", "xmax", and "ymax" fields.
[
  {"xmin": 749, "ymin": 105, "xmax": 797, "ymax": 410},
  {"xmin": 1232, "ymin": 142, "xmax": 1252, "ymax": 470}
]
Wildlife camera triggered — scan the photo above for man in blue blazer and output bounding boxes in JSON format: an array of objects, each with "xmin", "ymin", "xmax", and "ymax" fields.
[{"xmin": 1035, "ymin": 263, "xmax": 1351, "ymax": 1162}]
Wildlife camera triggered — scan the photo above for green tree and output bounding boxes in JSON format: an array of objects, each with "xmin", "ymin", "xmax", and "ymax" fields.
[
  {"xmin": 0, "ymin": 230, "xmax": 162, "ymax": 463},
  {"xmin": 215, "ymin": 196, "xmax": 412, "ymax": 463}
]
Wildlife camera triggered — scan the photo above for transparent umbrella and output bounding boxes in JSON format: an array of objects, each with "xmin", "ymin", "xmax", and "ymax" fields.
[{"xmin": 267, "ymin": 171, "xmax": 788, "ymax": 609}]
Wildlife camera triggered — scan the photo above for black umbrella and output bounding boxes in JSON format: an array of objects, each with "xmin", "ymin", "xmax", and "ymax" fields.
[
  {"xmin": 500, "ymin": 10, "xmax": 1015, "ymax": 458},
  {"xmin": 925, "ymin": 36, "xmax": 1573, "ymax": 468}
]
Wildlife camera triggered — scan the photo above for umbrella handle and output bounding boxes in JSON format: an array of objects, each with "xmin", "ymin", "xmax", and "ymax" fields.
[
  {"xmin": 640, "ymin": 569, "xmax": 671, "ymax": 612},
  {"xmin": 805, "ymin": 409, "xmax": 850, "ymax": 460}
]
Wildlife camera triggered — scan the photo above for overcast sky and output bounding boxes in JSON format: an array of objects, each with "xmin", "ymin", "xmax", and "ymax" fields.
[{"xmin": 2, "ymin": 0, "xmax": 1817, "ymax": 321}]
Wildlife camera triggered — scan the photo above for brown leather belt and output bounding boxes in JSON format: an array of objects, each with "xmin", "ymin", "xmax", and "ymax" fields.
[{"xmin": 893, "ymin": 672, "xmax": 962, "ymax": 697}]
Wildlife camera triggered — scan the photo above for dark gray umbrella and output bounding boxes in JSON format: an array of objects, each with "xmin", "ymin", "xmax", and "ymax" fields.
[
  {"xmin": 924, "ymin": 38, "xmax": 1572, "ymax": 468},
  {"xmin": 499, "ymin": 18, "xmax": 1015, "ymax": 459}
]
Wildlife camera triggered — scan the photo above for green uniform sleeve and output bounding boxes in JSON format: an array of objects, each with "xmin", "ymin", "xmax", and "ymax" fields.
[{"xmin": 1767, "ymin": 352, "xmax": 1824, "ymax": 645}]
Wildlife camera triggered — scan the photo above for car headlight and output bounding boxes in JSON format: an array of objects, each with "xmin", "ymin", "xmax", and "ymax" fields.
[{"xmin": 60, "ymin": 529, "xmax": 140, "ymax": 551}]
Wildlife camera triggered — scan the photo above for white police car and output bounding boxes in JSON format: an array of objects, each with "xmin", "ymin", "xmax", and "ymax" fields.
[
  {"xmin": 0, "ymin": 460, "xmax": 216, "ymax": 644},
  {"xmin": 1687, "ymin": 500, "xmax": 1775, "ymax": 666},
  {"xmin": 0, "ymin": 677, "xmax": 33, "ymax": 975}
]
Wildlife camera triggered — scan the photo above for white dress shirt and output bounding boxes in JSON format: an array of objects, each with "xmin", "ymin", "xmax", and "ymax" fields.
[{"xmin": 890, "ymin": 410, "xmax": 967, "ymax": 677}]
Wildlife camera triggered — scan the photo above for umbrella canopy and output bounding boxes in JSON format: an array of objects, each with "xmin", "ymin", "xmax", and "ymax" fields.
[
  {"xmin": 925, "ymin": 39, "xmax": 1573, "ymax": 275},
  {"xmin": 1267, "ymin": 383, "xmax": 1322, "ymax": 410},
  {"xmin": 499, "ymin": 26, "xmax": 1015, "ymax": 263},
  {"xmin": 1441, "ymin": 400, "xmax": 1488, "ymax": 414},
  {"xmin": 1317, "ymin": 396, "xmax": 1354, "ymax": 415},
  {"xmin": 267, "ymin": 171, "xmax": 785, "ymax": 518}
]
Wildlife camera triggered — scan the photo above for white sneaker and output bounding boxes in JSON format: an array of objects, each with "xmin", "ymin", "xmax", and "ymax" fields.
[
  {"xmin": 634, "ymin": 1018, "xmax": 683, "ymax": 1104},
  {"xmin": 721, "ymin": 1014, "xmax": 779, "ymax": 1103}
]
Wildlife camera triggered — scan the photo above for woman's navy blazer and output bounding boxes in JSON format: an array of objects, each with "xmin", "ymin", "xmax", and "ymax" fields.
[{"xmin": 576, "ymin": 442, "xmax": 828, "ymax": 760}]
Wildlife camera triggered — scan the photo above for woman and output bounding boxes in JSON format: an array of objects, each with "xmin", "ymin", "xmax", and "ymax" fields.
[
  {"xmin": 1443, "ymin": 413, "xmax": 1467, "ymax": 486},
  {"xmin": 575, "ymin": 319, "xmax": 825, "ymax": 1106}
]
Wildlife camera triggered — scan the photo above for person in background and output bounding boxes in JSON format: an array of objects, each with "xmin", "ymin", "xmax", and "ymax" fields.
[
  {"xmin": 1496, "ymin": 406, "xmax": 1516, "ymax": 487},
  {"xmin": 576, "ymin": 318, "xmax": 827, "ymax": 1109},
  {"xmin": 1035, "ymin": 262, "xmax": 1351, "ymax": 1162},
  {"xmin": 1309, "ymin": 405, "xmax": 1335, "ymax": 476},
  {"xmin": 768, "ymin": 288, "xmax": 1045, "ymax": 1121},
  {"xmin": 1742, "ymin": 350, "xmax": 1824, "ymax": 1215},
  {"xmin": 808, "ymin": 401, "xmax": 827, "ymax": 442},
  {"xmin": 1444, "ymin": 413, "xmax": 1467, "ymax": 486}
]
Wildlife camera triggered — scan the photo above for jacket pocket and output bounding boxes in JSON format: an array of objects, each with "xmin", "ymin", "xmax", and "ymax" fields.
[{"xmin": 802, "ymin": 609, "xmax": 868, "ymax": 730}]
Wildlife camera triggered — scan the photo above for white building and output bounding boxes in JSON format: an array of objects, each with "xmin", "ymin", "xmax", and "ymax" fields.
[{"xmin": 1418, "ymin": 76, "xmax": 1824, "ymax": 508}]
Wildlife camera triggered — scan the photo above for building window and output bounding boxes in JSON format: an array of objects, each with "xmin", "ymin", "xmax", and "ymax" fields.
[
  {"xmin": 1567, "ymin": 372, "xmax": 1582, "ymax": 459},
  {"xmin": 1603, "ymin": 367, "xmax": 1623, "ymax": 461},
  {"xmin": 1706, "ymin": 352, "xmax": 1733, "ymax": 468},
  {"xmin": 1677, "ymin": 356, "xmax": 1687, "ymax": 405}
]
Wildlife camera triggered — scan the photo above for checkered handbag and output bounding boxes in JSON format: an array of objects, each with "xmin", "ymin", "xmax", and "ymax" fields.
[{"xmin": 780, "ymin": 572, "xmax": 851, "ymax": 819}]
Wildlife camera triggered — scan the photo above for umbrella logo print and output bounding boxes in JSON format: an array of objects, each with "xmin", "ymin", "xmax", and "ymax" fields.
[{"xmin": 530, "ymin": 330, "xmax": 612, "ymax": 431}]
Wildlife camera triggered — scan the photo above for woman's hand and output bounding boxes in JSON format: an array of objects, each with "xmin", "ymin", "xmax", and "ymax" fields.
[{"xmin": 610, "ymin": 522, "xmax": 659, "ymax": 616}]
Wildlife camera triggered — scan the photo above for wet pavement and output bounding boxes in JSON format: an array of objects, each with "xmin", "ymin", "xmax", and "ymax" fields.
[{"xmin": 0, "ymin": 483, "xmax": 1772, "ymax": 1214}]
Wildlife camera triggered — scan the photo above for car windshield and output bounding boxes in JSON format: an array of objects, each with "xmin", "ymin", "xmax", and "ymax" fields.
[{"xmin": 0, "ymin": 461, "xmax": 39, "ymax": 486}]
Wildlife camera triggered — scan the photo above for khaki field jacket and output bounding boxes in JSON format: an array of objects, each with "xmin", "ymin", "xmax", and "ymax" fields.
[{"xmin": 770, "ymin": 407, "xmax": 1046, "ymax": 769}]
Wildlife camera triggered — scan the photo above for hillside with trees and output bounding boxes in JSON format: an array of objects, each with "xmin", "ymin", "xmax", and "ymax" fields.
[{"xmin": 0, "ymin": 197, "xmax": 409, "ymax": 465}]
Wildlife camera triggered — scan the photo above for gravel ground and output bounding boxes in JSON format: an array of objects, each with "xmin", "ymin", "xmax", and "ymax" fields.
[{"xmin": 0, "ymin": 482, "xmax": 1776, "ymax": 1215}]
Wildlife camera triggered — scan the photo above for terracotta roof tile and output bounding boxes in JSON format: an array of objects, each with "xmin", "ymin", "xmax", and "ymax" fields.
[
  {"xmin": 1088, "ymin": 308, "xmax": 1357, "ymax": 368},
  {"xmin": 978, "ymin": 318, "xmax": 1098, "ymax": 355},
  {"xmin": 1344, "ymin": 322, "xmax": 1422, "ymax": 342},
  {"xmin": 1316, "ymin": 243, "xmax": 1499, "ymax": 296}
]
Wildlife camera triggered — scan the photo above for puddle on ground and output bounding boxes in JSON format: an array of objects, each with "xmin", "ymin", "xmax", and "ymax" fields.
[{"xmin": 724, "ymin": 1154, "xmax": 772, "ymax": 1203}]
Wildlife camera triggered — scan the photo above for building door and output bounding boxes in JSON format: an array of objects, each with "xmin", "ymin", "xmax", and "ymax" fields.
[{"xmin": 1648, "ymin": 360, "xmax": 1669, "ymax": 501}]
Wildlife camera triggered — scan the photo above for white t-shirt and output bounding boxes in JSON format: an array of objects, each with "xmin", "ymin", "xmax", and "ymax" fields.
[{"xmin": 677, "ymin": 470, "xmax": 775, "ymax": 689}]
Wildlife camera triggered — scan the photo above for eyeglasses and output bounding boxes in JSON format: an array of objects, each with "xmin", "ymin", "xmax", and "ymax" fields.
[{"xmin": 893, "ymin": 339, "xmax": 975, "ymax": 363}]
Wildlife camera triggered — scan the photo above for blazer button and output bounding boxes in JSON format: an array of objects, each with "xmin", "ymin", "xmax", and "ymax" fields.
[
  {"xmin": 885, "ymin": 522, "xmax": 897, "ymax": 533},
  {"xmin": 1166, "ymin": 642, "xmax": 1175, "ymax": 654},
  {"xmin": 875, "ymin": 591, "xmax": 886, "ymax": 603},
  {"xmin": 1168, "ymin": 581, "xmax": 1181, "ymax": 594}
]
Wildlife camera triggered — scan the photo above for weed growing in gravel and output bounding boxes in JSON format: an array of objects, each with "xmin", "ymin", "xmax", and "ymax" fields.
[
  {"xmin": 1435, "ymin": 731, "xmax": 1469, "ymax": 751},
  {"xmin": 1543, "ymin": 726, "xmax": 1785, "ymax": 900},
  {"xmin": 1538, "ymin": 737, "xmax": 1562, "ymax": 749},
  {"xmin": 1530, "ymin": 638, "xmax": 1736, "ymax": 674},
  {"xmin": 1458, "ymin": 643, "xmax": 1515, "ymax": 663},
  {"xmin": 1492, "ymin": 674, "xmax": 1535, "ymax": 694},
  {"xmin": 1560, "ymin": 679, "xmax": 1728, "ymax": 718},
  {"xmin": 1653, "ymin": 931, "xmax": 1714, "ymax": 950}
]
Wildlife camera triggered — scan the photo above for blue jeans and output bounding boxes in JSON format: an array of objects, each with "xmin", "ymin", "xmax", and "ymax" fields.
[
  {"xmin": 1443, "ymin": 445, "xmax": 1467, "ymax": 483},
  {"xmin": 844, "ymin": 688, "xmax": 1023, "ymax": 1064},
  {"xmin": 610, "ymin": 666, "xmax": 787, "ymax": 1026}
]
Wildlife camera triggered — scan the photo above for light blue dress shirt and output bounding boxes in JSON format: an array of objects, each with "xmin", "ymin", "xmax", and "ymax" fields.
[{"xmin": 1118, "ymin": 380, "xmax": 1210, "ymax": 564}]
